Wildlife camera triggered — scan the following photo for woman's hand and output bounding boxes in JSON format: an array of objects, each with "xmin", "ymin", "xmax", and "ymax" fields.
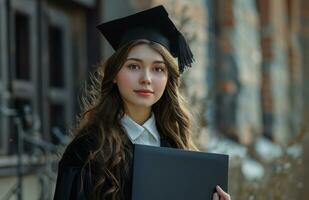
[{"xmin": 212, "ymin": 185, "xmax": 231, "ymax": 200}]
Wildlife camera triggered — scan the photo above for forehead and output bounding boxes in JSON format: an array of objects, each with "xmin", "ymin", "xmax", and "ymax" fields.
[{"xmin": 126, "ymin": 44, "xmax": 164, "ymax": 61}]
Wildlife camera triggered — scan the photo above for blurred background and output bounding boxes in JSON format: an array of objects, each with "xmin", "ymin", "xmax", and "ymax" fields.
[{"xmin": 0, "ymin": 0, "xmax": 308, "ymax": 199}]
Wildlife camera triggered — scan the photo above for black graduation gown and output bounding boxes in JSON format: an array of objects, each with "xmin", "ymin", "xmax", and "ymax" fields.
[{"xmin": 53, "ymin": 133, "xmax": 173, "ymax": 200}]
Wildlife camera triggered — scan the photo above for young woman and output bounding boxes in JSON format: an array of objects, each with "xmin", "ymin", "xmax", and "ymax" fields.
[{"xmin": 53, "ymin": 5, "xmax": 231, "ymax": 200}]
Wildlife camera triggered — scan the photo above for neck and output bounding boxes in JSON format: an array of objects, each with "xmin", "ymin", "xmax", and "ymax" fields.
[{"xmin": 125, "ymin": 106, "xmax": 152, "ymax": 125}]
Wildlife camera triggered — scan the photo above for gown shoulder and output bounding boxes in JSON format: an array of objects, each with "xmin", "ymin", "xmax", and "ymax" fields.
[
  {"xmin": 53, "ymin": 133, "xmax": 97, "ymax": 200},
  {"xmin": 59, "ymin": 133, "xmax": 97, "ymax": 167}
]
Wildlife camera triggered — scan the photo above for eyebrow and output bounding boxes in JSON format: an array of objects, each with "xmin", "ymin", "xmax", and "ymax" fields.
[{"xmin": 126, "ymin": 58, "xmax": 166, "ymax": 64}]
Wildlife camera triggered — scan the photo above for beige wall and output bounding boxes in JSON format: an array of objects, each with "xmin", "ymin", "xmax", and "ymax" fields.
[{"xmin": 0, "ymin": 174, "xmax": 56, "ymax": 200}]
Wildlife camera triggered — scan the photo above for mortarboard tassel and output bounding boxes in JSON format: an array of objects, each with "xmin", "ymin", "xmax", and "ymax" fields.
[{"xmin": 175, "ymin": 31, "xmax": 194, "ymax": 73}]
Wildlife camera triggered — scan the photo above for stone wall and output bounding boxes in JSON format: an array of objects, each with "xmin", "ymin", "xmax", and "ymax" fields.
[{"xmin": 233, "ymin": 0, "xmax": 262, "ymax": 145}]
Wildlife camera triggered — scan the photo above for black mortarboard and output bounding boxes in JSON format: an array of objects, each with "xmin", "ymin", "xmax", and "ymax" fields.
[{"xmin": 96, "ymin": 5, "xmax": 194, "ymax": 73}]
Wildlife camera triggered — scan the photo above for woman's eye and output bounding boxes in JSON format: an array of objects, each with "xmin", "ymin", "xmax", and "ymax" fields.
[
  {"xmin": 128, "ymin": 64, "xmax": 140, "ymax": 70},
  {"xmin": 153, "ymin": 66, "xmax": 165, "ymax": 72}
]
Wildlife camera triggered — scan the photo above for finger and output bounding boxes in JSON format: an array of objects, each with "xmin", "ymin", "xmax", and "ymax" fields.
[
  {"xmin": 216, "ymin": 185, "xmax": 231, "ymax": 200},
  {"xmin": 212, "ymin": 192, "xmax": 219, "ymax": 200}
]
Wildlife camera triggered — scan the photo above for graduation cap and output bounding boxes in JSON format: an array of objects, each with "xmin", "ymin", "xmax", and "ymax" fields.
[{"xmin": 96, "ymin": 5, "xmax": 194, "ymax": 73}]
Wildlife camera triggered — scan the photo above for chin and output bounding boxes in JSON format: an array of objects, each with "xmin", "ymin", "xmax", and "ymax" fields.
[
  {"xmin": 135, "ymin": 102, "xmax": 155, "ymax": 108},
  {"xmin": 132, "ymin": 100, "xmax": 156, "ymax": 108}
]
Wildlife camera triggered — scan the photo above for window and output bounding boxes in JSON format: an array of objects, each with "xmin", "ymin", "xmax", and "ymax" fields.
[
  {"xmin": 0, "ymin": 0, "xmax": 38, "ymax": 156},
  {"xmin": 15, "ymin": 12, "xmax": 30, "ymax": 80},
  {"xmin": 41, "ymin": 7, "xmax": 74, "ymax": 143},
  {"xmin": 49, "ymin": 25, "xmax": 64, "ymax": 88},
  {"xmin": 0, "ymin": 0, "xmax": 84, "ymax": 157}
]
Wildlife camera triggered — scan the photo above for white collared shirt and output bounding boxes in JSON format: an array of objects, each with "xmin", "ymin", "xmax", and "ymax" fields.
[{"xmin": 120, "ymin": 113, "xmax": 160, "ymax": 146}]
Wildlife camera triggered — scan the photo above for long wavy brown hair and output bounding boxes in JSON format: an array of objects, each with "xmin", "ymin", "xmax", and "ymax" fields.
[{"xmin": 72, "ymin": 39, "xmax": 197, "ymax": 200}]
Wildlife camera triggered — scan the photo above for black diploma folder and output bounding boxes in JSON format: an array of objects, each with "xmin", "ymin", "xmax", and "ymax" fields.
[{"xmin": 131, "ymin": 144, "xmax": 229, "ymax": 200}]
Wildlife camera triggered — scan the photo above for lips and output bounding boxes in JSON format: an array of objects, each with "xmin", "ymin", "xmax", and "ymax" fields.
[
  {"xmin": 134, "ymin": 89, "xmax": 154, "ymax": 93},
  {"xmin": 134, "ymin": 89, "xmax": 154, "ymax": 97}
]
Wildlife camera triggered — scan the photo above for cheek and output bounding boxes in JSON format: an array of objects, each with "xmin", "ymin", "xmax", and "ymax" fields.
[
  {"xmin": 154, "ymin": 76, "xmax": 168, "ymax": 91},
  {"xmin": 116, "ymin": 72, "xmax": 136, "ymax": 88}
]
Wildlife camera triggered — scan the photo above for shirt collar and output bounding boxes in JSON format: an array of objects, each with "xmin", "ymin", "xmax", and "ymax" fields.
[
  {"xmin": 142, "ymin": 113, "xmax": 160, "ymax": 141},
  {"xmin": 120, "ymin": 113, "xmax": 160, "ymax": 142}
]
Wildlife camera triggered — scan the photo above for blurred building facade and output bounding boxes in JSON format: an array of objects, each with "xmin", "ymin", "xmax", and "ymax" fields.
[
  {"xmin": 0, "ymin": 0, "xmax": 105, "ymax": 199},
  {"xmin": 206, "ymin": 0, "xmax": 307, "ymax": 145},
  {"xmin": 0, "ymin": 0, "xmax": 308, "ymax": 199}
]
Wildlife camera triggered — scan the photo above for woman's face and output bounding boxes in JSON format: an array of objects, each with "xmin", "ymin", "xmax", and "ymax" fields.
[{"xmin": 115, "ymin": 44, "xmax": 168, "ymax": 112}]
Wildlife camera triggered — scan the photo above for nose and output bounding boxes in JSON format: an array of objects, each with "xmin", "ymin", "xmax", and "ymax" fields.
[{"xmin": 139, "ymin": 69, "xmax": 152, "ymax": 85}]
